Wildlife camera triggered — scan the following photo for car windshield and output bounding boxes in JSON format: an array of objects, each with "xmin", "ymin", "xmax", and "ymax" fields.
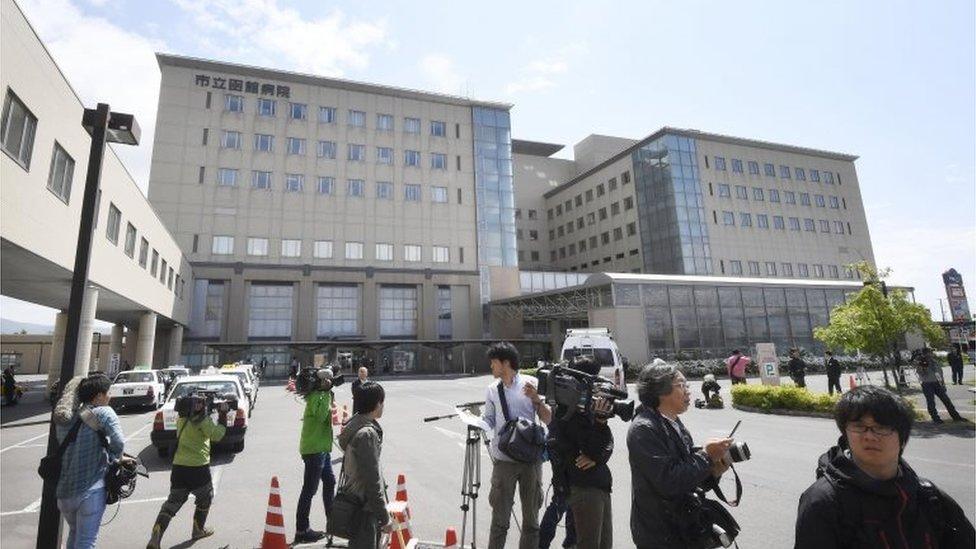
[
  {"xmin": 226, "ymin": 372, "xmax": 249, "ymax": 386},
  {"xmin": 562, "ymin": 347, "xmax": 615, "ymax": 367},
  {"xmin": 169, "ymin": 381, "xmax": 239, "ymax": 401},
  {"xmin": 114, "ymin": 372, "xmax": 155, "ymax": 383}
]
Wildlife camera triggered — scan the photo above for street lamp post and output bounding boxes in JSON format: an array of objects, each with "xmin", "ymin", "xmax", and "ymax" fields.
[{"xmin": 36, "ymin": 103, "xmax": 139, "ymax": 548}]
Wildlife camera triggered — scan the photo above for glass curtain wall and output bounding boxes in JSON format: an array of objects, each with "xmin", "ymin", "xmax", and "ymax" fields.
[
  {"xmin": 317, "ymin": 284, "xmax": 361, "ymax": 337},
  {"xmin": 248, "ymin": 284, "xmax": 294, "ymax": 339},
  {"xmin": 472, "ymin": 107, "xmax": 517, "ymax": 302},
  {"xmin": 189, "ymin": 280, "xmax": 225, "ymax": 338},
  {"xmin": 379, "ymin": 285, "xmax": 419, "ymax": 338}
]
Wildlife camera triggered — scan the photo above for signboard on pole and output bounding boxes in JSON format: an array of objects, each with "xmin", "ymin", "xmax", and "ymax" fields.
[
  {"xmin": 943, "ymin": 268, "xmax": 972, "ymax": 322},
  {"xmin": 756, "ymin": 343, "xmax": 780, "ymax": 386},
  {"xmin": 108, "ymin": 353, "xmax": 120, "ymax": 378}
]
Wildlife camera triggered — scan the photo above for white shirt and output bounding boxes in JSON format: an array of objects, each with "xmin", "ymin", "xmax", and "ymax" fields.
[{"xmin": 481, "ymin": 373, "xmax": 541, "ymax": 462}]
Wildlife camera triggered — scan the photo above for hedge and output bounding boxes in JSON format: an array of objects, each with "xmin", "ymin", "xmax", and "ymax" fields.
[{"xmin": 730, "ymin": 384, "xmax": 840, "ymax": 414}]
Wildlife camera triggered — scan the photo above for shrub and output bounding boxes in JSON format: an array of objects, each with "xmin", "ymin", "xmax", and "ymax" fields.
[{"xmin": 730, "ymin": 384, "xmax": 840, "ymax": 414}]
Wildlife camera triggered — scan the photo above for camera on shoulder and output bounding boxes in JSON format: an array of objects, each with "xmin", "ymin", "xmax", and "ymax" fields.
[
  {"xmin": 295, "ymin": 366, "xmax": 345, "ymax": 396},
  {"xmin": 537, "ymin": 359, "xmax": 635, "ymax": 422},
  {"xmin": 174, "ymin": 388, "xmax": 238, "ymax": 418}
]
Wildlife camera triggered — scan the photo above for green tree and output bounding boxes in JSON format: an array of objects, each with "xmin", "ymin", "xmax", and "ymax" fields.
[{"xmin": 814, "ymin": 262, "xmax": 946, "ymax": 389}]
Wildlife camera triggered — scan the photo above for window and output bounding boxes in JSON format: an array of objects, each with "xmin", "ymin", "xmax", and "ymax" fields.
[
  {"xmin": 784, "ymin": 191, "xmax": 796, "ymax": 204},
  {"xmin": 376, "ymin": 181, "xmax": 393, "ymax": 200},
  {"xmin": 254, "ymin": 134, "xmax": 274, "ymax": 152},
  {"xmin": 824, "ymin": 172, "xmax": 834, "ymax": 184},
  {"xmin": 217, "ymin": 168, "xmax": 237, "ymax": 186},
  {"xmin": 735, "ymin": 185, "xmax": 748, "ymax": 199},
  {"xmin": 404, "ymin": 150, "xmax": 421, "ymax": 167},
  {"xmin": 828, "ymin": 265, "xmax": 839, "ymax": 278},
  {"xmin": 807, "ymin": 169, "xmax": 820, "ymax": 182},
  {"xmin": 597, "ymin": 183, "xmax": 605, "ymax": 196},
  {"xmin": 565, "ymin": 200, "xmax": 572, "ymax": 212},
  {"xmin": 287, "ymin": 137, "xmax": 306, "ymax": 155},
  {"xmin": 601, "ymin": 232, "xmax": 610, "ymax": 244},
  {"xmin": 252, "ymin": 170, "xmax": 272, "ymax": 190},
  {"xmin": 765, "ymin": 262, "xmax": 777, "ymax": 276},
  {"xmin": 718, "ymin": 184, "xmax": 731, "ymax": 197},
  {"xmin": 621, "ymin": 171, "xmax": 631, "ymax": 184},
  {"xmin": 589, "ymin": 236, "xmax": 598, "ymax": 248},
  {"xmin": 723, "ymin": 211, "xmax": 735, "ymax": 225},
  {"xmin": 611, "ymin": 202, "xmax": 620, "ymax": 215},
  {"xmin": 740, "ymin": 212, "xmax": 753, "ymax": 227},
  {"xmin": 795, "ymin": 167, "xmax": 806, "ymax": 181},
  {"xmin": 106, "ymin": 203, "xmax": 121, "ymax": 244},
  {"xmin": 752, "ymin": 187, "xmax": 764, "ymax": 201},
  {"xmin": 815, "ymin": 195, "xmax": 826, "ymax": 208},
  {"xmin": 585, "ymin": 189, "xmax": 593, "ymax": 202},
  {"xmin": 714, "ymin": 156, "xmax": 727, "ymax": 171},
  {"xmin": 319, "ymin": 106, "xmax": 336, "ymax": 123},
  {"xmin": 317, "ymin": 140, "xmax": 337, "ymax": 159},
  {"xmin": 431, "ymin": 186, "xmax": 448, "ymax": 203},
  {"xmin": 160, "ymin": 260, "xmax": 167, "ymax": 283},
  {"xmin": 348, "ymin": 144, "xmax": 366, "ymax": 161},
  {"xmin": 431, "ymin": 120, "xmax": 446, "ymax": 137},
  {"xmin": 123, "ymin": 223, "xmax": 137, "ymax": 257},
  {"xmin": 550, "ymin": 229, "xmax": 556, "ymax": 240},
  {"xmin": 289, "ymin": 102, "xmax": 307, "ymax": 120},
  {"xmin": 347, "ymin": 179, "xmax": 365, "ymax": 197},
  {"xmin": 221, "ymin": 130, "xmax": 242, "ymax": 149},
  {"xmin": 598, "ymin": 207, "xmax": 607, "ymax": 220},
  {"xmin": 1, "ymin": 91, "xmax": 37, "ymax": 169},
  {"xmin": 748, "ymin": 261, "xmax": 760, "ymax": 276},
  {"xmin": 819, "ymin": 219, "xmax": 831, "ymax": 233},
  {"xmin": 531, "ymin": 251, "xmax": 539, "ymax": 261},
  {"xmin": 46, "ymin": 143, "xmax": 74, "ymax": 203},
  {"xmin": 285, "ymin": 173, "xmax": 304, "ymax": 192},
  {"xmin": 731, "ymin": 159, "xmax": 743, "ymax": 173},
  {"xmin": 379, "ymin": 285, "xmax": 419, "ymax": 337},
  {"xmin": 376, "ymin": 147, "xmax": 393, "ymax": 165},
  {"xmin": 345, "ymin": 242, "xmax": 364, "ymax": 259},
  {"xmin": 748, "ymin": 161, "xmax": 760, "ymax": 175},
  {"xmin": 529, "ymin": 230, "xmax": 538, "ymax": 240},
  {"xmin": 624, "ymin": 196, "xmax": 634, "ymax": 210},
  {"xmin": 317, "ymin": 176, "xmax": 334, "ymax": 195},
  {"xmin": 586, "ymin": 212, "xmax": 596, "ymax": 225},
  {"xmin": 404, "ymin": 184, "xmax": 421, "ymax": 201},
  {"xmin": 627, "ymin": 222, "xmax": 637, "ymax": 236},
  {"xmin": 773, "ymin": 215, "xmax": 785, "ymax": 230},
  {"xmin": 432, "ymin": 246, "xmax": 450, "ymax": 263},
  {"xmin": 348, "ymin": 110, "xmax": 366, "ymax": 127},
  {"xmin": 781, "ymin": 263, "xmax": 794, "ymax": 277},
  {"xmin": 314, "ymin": 241, "xmax": 334, "ymax": 258},
  {"xmin": 212, "ymin": 236, "xmax": 234, "ymax": 255},
  {"xmin": 316, "ymin": 284, "xmax": 359, "ymax": 336},
  {"xmin": 431, "ymin": 153, "xmax": 447, "ymax": 170},
  {"xmin": 375, "ymin": 243, "xmax": 393, "ymax": 261},
  {"xmin": 800, "ymin": 193, "xmax": 811, "ymax": 206},
  {"xmin": 813, "ymin": 264, "xmax": 824, "ymax": 278},
  {"xmin": 608, "ymin": 177, "xmax": 617, "ymax": 191},
  {"xmin": 829, "ymin": 196, "xmax": 840, "ymax": 209},
  {"xmin": 257, "ymin": 98, "xmax": 276, "ymax": 117},
  {"xmin": 138, "ymin": 238, "xmax": 149, "ymax": 267},
  {"xmin": 247, "ymin": 237, "xmax": 269, "ymax": 256},
  {"xmin": 613, "ymin": 227, "xmax": 623, "ymax": 241},
  {"xmin": 834, "ymin": 221, "xmax": 845, "ymax": 234},
  {"xmin": 804, "ymin": 218, "xmax": 816, "ymax": 232},
  {"xmin": 788, "ymin": 217, "xmax": 801, "ymax": 231},
  {"xmin": 404, "ymin": 244, "xmax": 422, "ymax": 262},
  {"xmin": 150, "ymin": 249, "xmax": 158, "ymax": 275},
  {"xmin": 757, "ymin": 214, "xmax": 769, "ymax": 229},
  {"xmin": 198, "ymin": 166, "xmax": 206, "ymax": 184},
  {"xmin": 376, "ymin": 113, "xmax": 394, "ymax": 131},
  {"xmin": 730, "ymin": 260, "xmax": 743, "ymax": 275},
  {"xmin": 769, "ymin": 189, "xmax": 780, "ymax": 202},
  {"xmin": 223, "ymin": 94, "xmax": 244, "ymax": 113},
  {"xmin": 528, "ymin": 209, "xmax": 537, "ymax": 220},
  {"xmin": 404, "ymin": 117, "xmax": 421, "ymax": 134},
  {"xmin": 248, "ymin": 284, "xmax": 293, "ymax": 338},
  {"xmin": 574, "ymin": 194, "xmax": 583, "ymax": 207},
  {"xmin": 764, "ymin": 163, "xmax": 775, "ymax": 177},
  {"xmin": 779, "ymin": 165, "xmax": 791, "ymax": 179}
]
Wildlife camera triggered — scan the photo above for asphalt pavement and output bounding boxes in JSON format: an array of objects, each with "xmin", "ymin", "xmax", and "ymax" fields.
[{"xmin": 1, "ymin": 367, "xmax": 974, "ymax": 548}]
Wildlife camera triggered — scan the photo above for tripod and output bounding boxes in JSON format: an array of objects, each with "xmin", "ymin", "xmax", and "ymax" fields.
[{"xmin": 460, "ymin": 425, "xmax": 486, "ymax": 549}]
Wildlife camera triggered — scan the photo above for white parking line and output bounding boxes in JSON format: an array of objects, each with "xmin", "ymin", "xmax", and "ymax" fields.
[{"xmin": 0, "ymin": 432, "xmax": 49, "ymax": 454}]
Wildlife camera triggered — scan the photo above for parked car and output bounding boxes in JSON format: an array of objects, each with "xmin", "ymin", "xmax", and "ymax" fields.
[
  {"xmin": 159, "ymin": 366, "xmax": 190, "ymax": 397},
  {"xmin": 560, "ymin": 327, "xmax": 628, "ymax": 391},
  {"xmin": 150, "ymin": 374, "xmax": 249, "ymax": 458},
  {"xmin": 108, "ymin": 368, "xmax": 166, "ymax": 410},
  {"xmin": 220, "ymin": 365, "xmax": 258, "ymax": 413}
]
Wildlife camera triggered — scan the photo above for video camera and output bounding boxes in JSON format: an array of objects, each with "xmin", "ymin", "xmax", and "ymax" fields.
[
  {"xmin": 174, "ymin": 389, "xmax": 238, "ymax": 418},
  {"xmin": 536, "ymin": 361, "xmax": 635, "ymax": 421},
  {"xmin": 295, "ymin": 366, "xmax": 345, "ymax": 396}
]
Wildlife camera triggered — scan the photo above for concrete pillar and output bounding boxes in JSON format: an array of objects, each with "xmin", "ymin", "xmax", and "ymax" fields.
[
  {"xmin": 168, "ymin": 325, "xmax": 184, "ymax": 365},
  {"xmin": 73, "ymin": 287, "xmax": 99, "ymax": 377},
  {"xmin": 135, "ymin": 312, "xmax": 157, "ymax": 367},
  {"xmin": 46, "ymin": 312, "xmax": 68, "ymax": 388},
  {"xmin": 108, "ymin": 324, "xmax": 123, "ymax": 376}
]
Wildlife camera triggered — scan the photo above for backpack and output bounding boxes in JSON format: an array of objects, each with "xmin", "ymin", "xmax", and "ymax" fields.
[{"xmin": 496, "ymin": 382, "xmax": 545, "ymax": 463}]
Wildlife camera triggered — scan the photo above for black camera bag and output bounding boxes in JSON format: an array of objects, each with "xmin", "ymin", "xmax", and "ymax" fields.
[
  {"xmin": 327, "ymin": 453, "xmax": 366, "ymax": 539},
  {"xmin": 37, "ymin": 419, "xmax": 83, "ymax": 482},
  {"xmin": 496, "ymin": 382, "xmax": 545, "ymax": 463}
]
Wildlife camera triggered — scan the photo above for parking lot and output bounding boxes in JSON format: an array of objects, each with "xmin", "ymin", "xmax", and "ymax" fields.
[{"xmin": 1, "ymin": 369, "xmax": 974, "ymax": 548}]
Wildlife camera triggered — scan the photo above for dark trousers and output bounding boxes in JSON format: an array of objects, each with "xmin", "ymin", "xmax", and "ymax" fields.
[
  {"xmin": 921, "ymin": 382, "xmax": 962, "ymax": 421},
  {"xmin": 567, "ymin": 486, "xmax": 612, "ymax": 549},
  {"xmin": 488, "ymin": 460, "xmax": 542, "ymax": 549},
  {"xmin": 950, "ymin": 364, "xmax": 964, "ymax": 384},
  {"xmin": 792, "ymin": 374, "xmax": 806, "ymax": 388},
  {"xmin": 296, "ymin": 452, "xmax": 336, "ymax": 532},
  {"xmin": 827, "ymin": 376, "xmax": 842, "ymax": 396},
  {"xmin": 539, "ymin": 485, "xmax": 576, "ymax": 548}
]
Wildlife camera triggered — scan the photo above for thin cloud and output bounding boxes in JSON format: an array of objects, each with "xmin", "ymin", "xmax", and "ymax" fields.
[
  {"xmin": 419, "ymin": 54, "xmax": 463, "ymax": 95},
  {"xmin": 504, "ymin": 44, "xmax": 586, "ymax": 96}
]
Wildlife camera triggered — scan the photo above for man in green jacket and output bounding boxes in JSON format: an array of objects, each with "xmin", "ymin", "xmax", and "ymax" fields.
[
  {"xmin": 147, "ymin": 396, "xmax": 228, "ymax": 549},
  {"xmin": 294, "ymin": 368, "xmax": 337, "ymax": 543}
]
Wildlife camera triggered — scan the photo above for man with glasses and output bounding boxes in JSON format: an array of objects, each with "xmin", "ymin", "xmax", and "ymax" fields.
[{"xmin": 795, "ymin": 386, "xmax": 974, "ymax": 548}]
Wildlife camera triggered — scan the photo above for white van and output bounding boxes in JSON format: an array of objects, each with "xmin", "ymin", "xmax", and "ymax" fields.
[{"xmin": 560, "ymin": 328, "xmax": 627, "ymax": 391}]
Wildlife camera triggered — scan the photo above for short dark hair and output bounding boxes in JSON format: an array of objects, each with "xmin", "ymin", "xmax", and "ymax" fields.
[
  {"xmin": 825, "ymin": 350, "xmax": 833, "ymax": 356},
  {"xmin": 835, "ymin": 386, "xmax": 914, "ymax": 447},
  {"xmin": 790, "ymin": 347, "xmax": 799, "ymax": 354},
  {"xmin": 353, "ymin": 381, "xmax": 385, "ymax": 415},
  {"xmin": 77, "ymin": 373, "xmax": 111, "ymax": 404},
  {"xmin": 636, "ymin": 363, "xmax": 680, "ymax": 409},
  {"xmin": 731, "ymin": 349, "xmax": 741, "ymax": 355},
  {"xmin": 487, "ymin": 342, "xmax": 520, "ymax": 370}
]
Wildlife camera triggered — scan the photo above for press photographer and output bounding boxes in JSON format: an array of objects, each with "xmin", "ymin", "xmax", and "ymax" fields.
[
  {"xmin": 146, "ymin": 389, "xmax": 234, "ymax": 548},
  {"xmin": 627, "ymin": 362, "xmax": 743, "ymax": 549}
]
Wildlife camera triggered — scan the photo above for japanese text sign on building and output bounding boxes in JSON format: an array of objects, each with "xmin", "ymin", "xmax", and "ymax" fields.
[
  {"xmin": 194, "ymin": 74, "xmax": 290, "ymax": 98},
  {"xmin": 942, "ymin": 268, "xmax": 972, "ymax": 322}
]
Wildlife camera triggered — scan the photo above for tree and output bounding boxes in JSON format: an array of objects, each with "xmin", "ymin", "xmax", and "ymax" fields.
[{"xmin": 814, "ymin": 262, "xmax": 946, "ymax": 389}]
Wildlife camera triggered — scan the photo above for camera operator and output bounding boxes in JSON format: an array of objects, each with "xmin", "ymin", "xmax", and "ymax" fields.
[
  {"xmin": 795, "ymin": 385, "xmax": 974, "ymax": 548},
  {"xmin": 627, "ymin": 362, "xmax": 733, "ymax": 549},
  {"xmin": 146, "ymin": 394, "xmax": 229, "ymax": 548},
  {"xmin": 294, "ymin": 368, "xmax": 338, "ymax": 544},
  {"xmin": 915, "ymin": 348, "xmax": 963, "ymax": 423},
  {"xmin": 546, "ymin": 357, "xmax": 614, "ymax": 549}
]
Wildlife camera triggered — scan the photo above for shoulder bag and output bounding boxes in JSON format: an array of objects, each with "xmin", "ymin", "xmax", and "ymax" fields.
[
  {"xmin": 327, "ymin": 441, "xmax": 367, "ymax": 540},
  {"xmin": 496, "ymin": 382, "xmax": 545, "ymax": 463},
  {"xmin": 37, "ymin": 419, "xmax": 83, "ymax": 482}
]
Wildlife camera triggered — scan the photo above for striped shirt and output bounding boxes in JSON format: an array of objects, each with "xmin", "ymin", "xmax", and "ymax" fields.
[{"xmin": 55, "ymin": 406, "xmax": 124, "ymax": 499}]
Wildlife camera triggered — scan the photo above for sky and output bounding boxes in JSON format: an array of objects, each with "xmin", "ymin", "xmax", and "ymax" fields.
[{"xmin": 2, "ymin": 0, "xmax": 974, "ymax": 325}]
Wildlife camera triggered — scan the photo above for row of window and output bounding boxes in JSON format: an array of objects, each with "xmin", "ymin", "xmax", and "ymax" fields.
[
  {"xmin": 548, "ymin": 224, "xmax": 640, "ymax": 261},
  {"xmin": 208, "ymin": 236, "xmax": 458, "ymax": 263},
  {"xmin": 717, "ymin": 210, "xmax": 852, "ymax": 235},
  {"xmin": 706, "ymin": 156, "xmax": 840, "ymax": 185},
  {"xmin": 549, "ymin": 199, "xmax": 636, "ymax": 240},
  {"xmin": 104, "ymin": 201, "xmax": 185, "ymax": 298},
  {"xmin": 210, "ymin": 169, "xmax": 457, "ymax": 202},
  {"xmin": 721, "ymin": 259, "xmax": 855, "ymax": 280},
  {"xmin": 548, "ymin": 171, "xmax": 632, "ymax": 219},
  {"xmin": 216, "ymin": 93, "xmax": 458, "ymax": 138},
  {"xmin": 712, "ymin": 183, "xmax": 847, "ymax": 209},
  {"xmin": 557, "ymin": 249, "xmax": 641, "ymax": 267}
]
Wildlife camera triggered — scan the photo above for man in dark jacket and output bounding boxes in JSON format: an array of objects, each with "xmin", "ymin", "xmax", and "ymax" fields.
[
  {"xmin": 627, "ymin": 362, "xmax": 733, "ymax": 549},
  {"xmin": 795, "ymin": 385, "xmax": 974, "ymax": 548},
  {"xmin": 825, "ymin": 351, "xmax": 843, "ymax": 396},
  {"xmin": 788, "ymin": 348, "xmax": 807, "ymax": 388},
  {"xmin": 947, "ymin": 347, "xmax": 965, "ymax": 385}
]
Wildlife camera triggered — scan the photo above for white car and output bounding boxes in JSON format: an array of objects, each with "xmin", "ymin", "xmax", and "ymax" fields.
[
  {"xmin": 151, "ymin": 374, "xmax": 249, "ymax": 458},
  {"xmin": 108, "ymin": 370, "xmax": 166, "ymax": 410},
  {"xmin": 220, "ymin": 366, "xmax": 258, "ymax": 413},
  {"xmin": 561, "ymin": 328, "xmax": 628, "ymax": 391}
]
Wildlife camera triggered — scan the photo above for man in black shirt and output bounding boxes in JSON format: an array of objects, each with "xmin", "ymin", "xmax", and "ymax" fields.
[
  {"xmin": 789, "ymin": 348, "xmax": 807, "ymax": 388},
  {"xmin": 825, "ymin": 351, "xmax": 842, "ymax": 395},
  {"xmin": 350, "ymin": 366, "xmax": 369, "ymax": 412}
]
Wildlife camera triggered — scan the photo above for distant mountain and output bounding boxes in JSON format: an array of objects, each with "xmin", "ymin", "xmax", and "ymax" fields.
[{"xmin": 1, "ymin": 318, "xmax": 54, "ymax": 334}]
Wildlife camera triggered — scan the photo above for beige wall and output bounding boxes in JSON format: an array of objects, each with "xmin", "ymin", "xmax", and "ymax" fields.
[
  {"xmin": 588, "ymin": 306, "xmax": 649, "ymax": 366},
  {"xmin": 513, "ymin": 152, "xmax": 575, "ymax": 270},
  {"xmin": 0, "ymin": 334, "xmax": 112, "ymax": 375},
  {"xmin": 572, "ymin": 135, "xmax": 637, "ymax": 174}
]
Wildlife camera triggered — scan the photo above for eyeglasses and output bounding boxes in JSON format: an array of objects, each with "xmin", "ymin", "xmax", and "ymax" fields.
[{"xmin": 846, "ymin": 423, "xmax": 896, "ymax": 437}]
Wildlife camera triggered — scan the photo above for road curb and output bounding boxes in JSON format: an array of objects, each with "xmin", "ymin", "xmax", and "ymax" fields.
[{"xmin": 731, "ymin": 403, "xmax": 833, "ymax": 419}]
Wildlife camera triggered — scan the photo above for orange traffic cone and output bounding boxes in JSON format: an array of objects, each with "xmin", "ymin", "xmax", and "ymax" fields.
[
  {"xmin": 332, "ymin": 405, "xmax": 340, "ymax": 433},
  {"xmin": 849, "ymin": 375, "xmax": 856, "ymax": 390},
  {"xmin": 286, "ymin": 379, "xmax": 295, "ymax": 392},
  {"xmin": 395, "ymin": 474, "xmax": 411, "ymax": 519},
  {"xmin": 386, "ymin": 501, "xmax": 413, "ymax": 549},
  {"xmin": 444, "ymin": 527, "xmax": 458, "ymax": 549},
  {"xmin": 261, "ymin": 476, "xmax": 288, "ymax": 549}
]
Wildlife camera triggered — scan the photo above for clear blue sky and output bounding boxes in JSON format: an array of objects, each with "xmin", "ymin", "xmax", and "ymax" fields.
[{"xmin": 4, "ymin": 0, "xmax": 974, "ymax": 325}]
